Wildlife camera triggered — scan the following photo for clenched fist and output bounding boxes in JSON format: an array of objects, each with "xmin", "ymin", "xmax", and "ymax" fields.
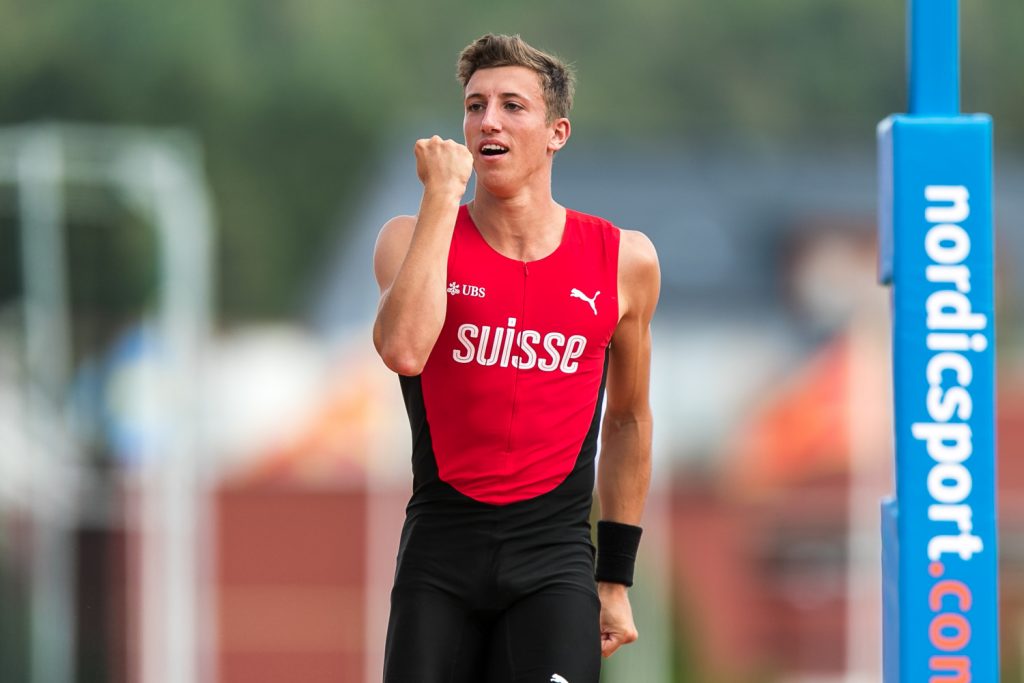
[
  {"xmin": 598, "ymin": 582, "xmax": 639, "ymax": 658},
  {"xmin": 414, "ymin": 136, "xmax": 474, "ymax": 195}
]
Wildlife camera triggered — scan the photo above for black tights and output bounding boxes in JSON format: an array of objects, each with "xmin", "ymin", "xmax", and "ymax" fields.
[{"xmin": 384, "ymin": 584, "xmax": 601, "ymax": 683}]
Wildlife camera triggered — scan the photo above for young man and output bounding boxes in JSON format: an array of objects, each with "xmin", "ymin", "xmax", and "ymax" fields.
[{"xmin": 373, "ymin": 33, "xmax": 660, "ymax": 683}]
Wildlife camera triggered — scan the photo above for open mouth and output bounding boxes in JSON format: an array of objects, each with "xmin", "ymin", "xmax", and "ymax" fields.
[{"xmin": 480, "ymin": 144, "xmax": 509, "ymax": 157}]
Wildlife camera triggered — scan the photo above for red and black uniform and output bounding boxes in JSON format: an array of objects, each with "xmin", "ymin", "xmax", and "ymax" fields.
[{"xmin": 384, "ymin": 205, "xmax": 620, "ymax": 683}]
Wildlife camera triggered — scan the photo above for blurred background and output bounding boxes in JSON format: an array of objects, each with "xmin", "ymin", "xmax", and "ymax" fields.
[{"xmin": 1, "ymin": 1, "xmax": 1023, "ymax": 681}]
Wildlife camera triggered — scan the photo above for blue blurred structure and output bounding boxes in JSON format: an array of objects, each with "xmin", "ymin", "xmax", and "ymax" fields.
[{"xmin": 878, "ymin": 0, "xmax": 999, "ymax": 680}]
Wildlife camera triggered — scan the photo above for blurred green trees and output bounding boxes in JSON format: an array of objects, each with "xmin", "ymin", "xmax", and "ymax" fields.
[{"xmin": 0, "ymin": 0, "xmax": 1019, "ymax": 320}]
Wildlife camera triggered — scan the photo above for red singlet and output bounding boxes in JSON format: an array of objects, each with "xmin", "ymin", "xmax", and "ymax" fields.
[{"xmin": 416, "ymin": 205, "xmax": 621, "ymax": 505}]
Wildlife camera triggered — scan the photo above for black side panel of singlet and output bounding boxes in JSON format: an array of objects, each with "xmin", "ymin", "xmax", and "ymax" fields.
[{"xmin": 397, "ymin": 351, "xmax": 609, "ymax": 541}]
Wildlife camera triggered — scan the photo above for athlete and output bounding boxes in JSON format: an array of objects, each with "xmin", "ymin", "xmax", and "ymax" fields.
[{"xmin": 372, "ymin": 33, "xmax": 660, "ymax": 683}]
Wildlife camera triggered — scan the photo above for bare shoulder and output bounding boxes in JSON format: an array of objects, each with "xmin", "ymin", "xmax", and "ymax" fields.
[
  {"xmin": 619, "ymin": 229, "xmax": 660, "ymax": 278},
  {"xmin": 376, "ymin": 214, "xmax": 417, "ymax": 249},
  {"xmin": 373, "ymin": 215, "xmax": 417, "ymax": 291},
  {"xmin": 618, "ymin": 229, "xmax": 661, "ymax": 318}
]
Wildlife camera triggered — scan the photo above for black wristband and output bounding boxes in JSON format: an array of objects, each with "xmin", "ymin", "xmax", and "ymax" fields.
[{"xmin": 595, "ymin": 520, "xmax": 643, "ymax": 587}]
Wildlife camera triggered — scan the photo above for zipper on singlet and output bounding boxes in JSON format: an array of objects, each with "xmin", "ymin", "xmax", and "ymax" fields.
[{"xmin": 504, "ymin": 261, "xmax": 529, "ymax": 455}]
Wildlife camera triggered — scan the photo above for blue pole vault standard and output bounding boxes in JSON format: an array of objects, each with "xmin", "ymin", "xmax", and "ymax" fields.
[{"xmin": 878, "ymin": 1, "xmax": 999, "ymax": 681}]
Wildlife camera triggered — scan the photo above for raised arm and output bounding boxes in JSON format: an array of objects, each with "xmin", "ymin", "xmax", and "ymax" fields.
[
  {"xmin": 372, "ymin": 136, "xmax": 474, "ymax": 375},
  {"xmin": 595, "ymin": 228, "xmax": 661, "ymax": 657}
]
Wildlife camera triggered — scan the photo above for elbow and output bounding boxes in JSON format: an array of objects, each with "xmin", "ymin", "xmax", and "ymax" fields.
[
  {"xmin": 373, "ymin": 319, "xmax": 438, "ymax": 376},
  {"xmin": 375, "ymin": 339, "xmax": 428, "ymax": 376},
  {"xmin": 604, "ymin": 407, "xmax": 652, "ymax": 431},
  {"xmin": 385, "ymin": 354, "xmax": 426, "ymax": 376}
]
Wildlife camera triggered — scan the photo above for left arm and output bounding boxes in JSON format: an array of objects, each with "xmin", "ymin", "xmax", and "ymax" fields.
[{"xmin": 597, "ymin": 229, "xmax": 661, "ymax": 657}]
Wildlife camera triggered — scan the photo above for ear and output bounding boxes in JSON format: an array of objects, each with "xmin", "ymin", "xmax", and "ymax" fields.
[{"xmin": 548, "ymin": 117, "xmax": 571, "ymax": 153}]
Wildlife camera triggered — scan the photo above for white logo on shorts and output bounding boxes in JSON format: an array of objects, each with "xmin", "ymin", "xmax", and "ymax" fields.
[{"xmin": 550, "ymin": 675, "xmax": 569, "ymax": 683}]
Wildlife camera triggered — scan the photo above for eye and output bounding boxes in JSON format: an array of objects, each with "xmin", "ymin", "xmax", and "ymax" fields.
[
  {"xmin": 504, "ymin": 102, "xmax": 523, "ymax": 111},
  {"xmin": 466, "ymin": 102, "xmax": 484, "ymax": 112}
]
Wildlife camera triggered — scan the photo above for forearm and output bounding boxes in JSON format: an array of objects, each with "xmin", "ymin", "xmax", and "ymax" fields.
[
  {"xmin": 596, "ymin": 409, "xmax": 653, "ymax": 524},
  {"xmin": 595, "ymin": 412, "xmax": 650, "ymax": 593},
  {"xmin": 373, "ymin": 186, "xmax": 463, "ymax": 374}
]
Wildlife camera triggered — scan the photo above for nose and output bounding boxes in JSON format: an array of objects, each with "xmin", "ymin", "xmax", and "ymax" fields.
[{"xmin": 480, "ymin": 102, "xmax": 502, "ymax": 133}]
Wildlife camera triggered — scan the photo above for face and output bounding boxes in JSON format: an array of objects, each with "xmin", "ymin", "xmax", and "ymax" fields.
[{"xmin": 463, "ymin": 65, "xmax": 570, "ymax": 195}]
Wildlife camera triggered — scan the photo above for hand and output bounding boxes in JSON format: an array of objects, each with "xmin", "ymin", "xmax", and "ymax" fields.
[
  {"xmin": 597, "ymin": 582, "xmax": 638, "ymax": 657},
  {"xmin": 414, "ymin": 135, "xmax": 474, "ymax": 195}
]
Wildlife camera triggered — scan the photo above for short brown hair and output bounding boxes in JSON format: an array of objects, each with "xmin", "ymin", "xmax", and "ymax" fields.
[{"xmin": 456, "ymin": 33, "xmax": 575, "ymax": 122}]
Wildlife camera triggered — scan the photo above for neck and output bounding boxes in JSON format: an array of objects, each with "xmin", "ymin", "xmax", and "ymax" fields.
[{"xmin": 468, "ymin": 189, "xmax": 565, "ymax": 262}]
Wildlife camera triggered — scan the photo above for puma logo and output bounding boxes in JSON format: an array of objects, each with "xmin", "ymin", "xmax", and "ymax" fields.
[
  {"xmin": 570, "ymin": 288, "xmax": 600, "ymax": 315},
  {"xmin": 550, "ymin": 675, "xmax": 569, "ymax": 683}
]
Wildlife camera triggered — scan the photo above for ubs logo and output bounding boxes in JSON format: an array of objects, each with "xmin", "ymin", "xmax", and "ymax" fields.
[{"xmin": 447, "ymin": 281, "xmax": 486, "ymax": 298}]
